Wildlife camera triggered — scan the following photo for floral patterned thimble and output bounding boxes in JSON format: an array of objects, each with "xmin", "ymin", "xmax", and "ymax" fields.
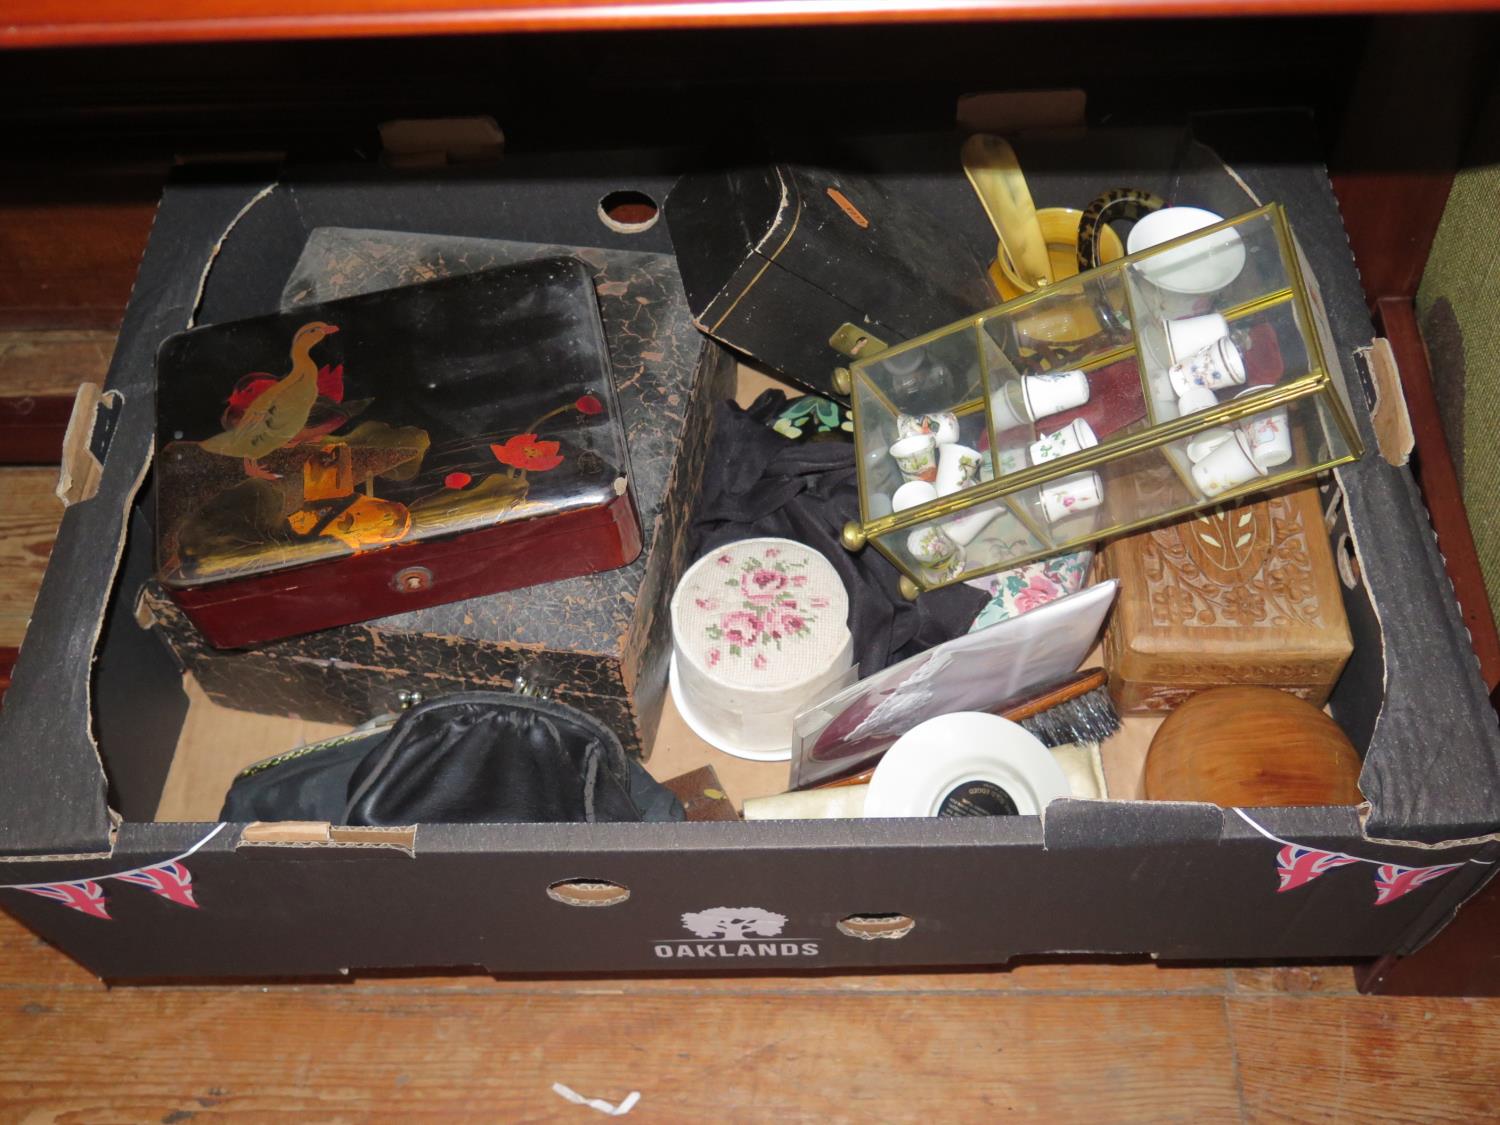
[
  {"xmin": 907, "ymin": 524, "xmax": 960, "ymax": 567},
  {"xmin": 1039, "ymin": 471, "xmax": 1104, "ymax": 523},
  {"xmin": 889, "ymin": 433, "xmax": 939, "ymax": 483},
  {"xmin": 1190, "ymin": 430, "xmax": 1267, "ymax": 497},
  {"xmin": 897, "ymin": 411, "xmax": 961, "ymax": 446},
  {"xmin": 1167, "ymin": 336, "xmax": 1246, "ymax": 397},
  {"xmin": 918, "ymin": 552, "xmax": 969, "ymax": 584},
  {"xmin": 1028, "ymin": 418, "xmax": 1099, "ymax": 466},
  {"xmin": 935, "ymin": 443, "xmax": 984, "ymax": 496},
  {"xmin": 1021, "ymin": 369, "xmax": 1091, "ymax": 420},
  {"xmin": 1236, "ymin": 388, "xmax": 1292, "ymax": 469}
]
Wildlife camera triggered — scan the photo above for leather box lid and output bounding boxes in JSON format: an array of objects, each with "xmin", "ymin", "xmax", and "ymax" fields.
[
  {"xmin": 665, "ymin": 163, "xmax": 995, "ymax": 358},
  {"xmin": 1100, "ymin": 483, "xmax": 1354, "ymax": 704},
  {"xmin": 155, "ymin": 257, "xmax": 634, "ymax": 590}
]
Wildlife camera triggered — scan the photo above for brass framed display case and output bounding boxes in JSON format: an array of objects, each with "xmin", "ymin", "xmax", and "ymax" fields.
[{"xmin": 839, "ymin": 203, "xmax": 1363, "ymax": 594}]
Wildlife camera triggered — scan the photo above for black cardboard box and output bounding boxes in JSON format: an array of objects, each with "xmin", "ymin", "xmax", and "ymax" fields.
[{"xmin": 1, "ymin": 122, "xmax": 1498, "ymax": 981}]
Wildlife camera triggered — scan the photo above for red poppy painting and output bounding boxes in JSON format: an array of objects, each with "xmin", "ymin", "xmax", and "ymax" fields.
[{"xmin": 490, "ymin": 433, "xmax": 564, "ymax": 472}]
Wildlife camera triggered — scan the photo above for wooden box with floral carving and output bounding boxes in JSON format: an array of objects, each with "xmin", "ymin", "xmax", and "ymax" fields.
[
  {"xmin": 155, "ymin": 257, "xmax": 639, "ymax": 649},
  {"xmin": 1098, "ymin": 483, "xmax": 1352, "ymax": 713}
]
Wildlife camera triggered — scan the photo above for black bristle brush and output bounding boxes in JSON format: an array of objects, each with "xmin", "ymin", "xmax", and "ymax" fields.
[{"xmin": 1004, "ymin": 668, "xmax": 1122, "ymax": 748}]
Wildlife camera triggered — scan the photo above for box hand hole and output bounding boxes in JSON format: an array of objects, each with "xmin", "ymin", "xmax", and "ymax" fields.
[
  {"xmin": 598, "ymin": 190, "xmax": 659, "ymax": 234},
  {"xmin": 836, "ymin": 913, "xmax": 916, "ymax": 941},
  {"xmin": 547, "ymin": 878, "xmax": 631, "ymax": 908}
]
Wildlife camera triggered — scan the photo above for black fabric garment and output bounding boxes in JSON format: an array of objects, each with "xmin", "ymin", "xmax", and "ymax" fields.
[
  {"xmin": 220, "ymin": 692, "xmax": 683, "ymax": 825},
  {"xmin": 694, "ymin": 391, "xmax": 987, "ymax": 675}
]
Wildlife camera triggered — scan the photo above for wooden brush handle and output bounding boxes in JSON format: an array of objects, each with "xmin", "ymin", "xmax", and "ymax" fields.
[
  {"xmin": 813, "ymin": 669, "xmax": 1107, "ymax": 790},
  {"xmin": 1001, "ymin": 668, "xmax": 1107, "ymax": 723}
]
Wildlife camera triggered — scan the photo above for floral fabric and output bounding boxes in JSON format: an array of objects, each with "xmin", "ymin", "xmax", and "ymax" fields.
[{"xmin": 966, "ymin": 549, "xmax": 1094, "ymax": 632}]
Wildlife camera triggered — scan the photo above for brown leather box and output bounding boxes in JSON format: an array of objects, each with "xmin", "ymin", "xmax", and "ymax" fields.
[{"xmin": 1099, "ymin": 483, "xmax": 1353, "ymax": 713}]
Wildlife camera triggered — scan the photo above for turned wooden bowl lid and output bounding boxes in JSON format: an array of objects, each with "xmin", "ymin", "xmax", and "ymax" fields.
[{"xmin": 1144, "ymin": 686, "xmax": 1363, "ymax": 807}]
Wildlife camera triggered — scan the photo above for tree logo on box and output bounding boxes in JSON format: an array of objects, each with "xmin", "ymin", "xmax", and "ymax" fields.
[
  {"xmin": 653, "ymin": 906, "xmax": 817, "ymax": 960},
  {"xmin": 680, "ymin": 906, "xmax": 787, "ymax": 941}
]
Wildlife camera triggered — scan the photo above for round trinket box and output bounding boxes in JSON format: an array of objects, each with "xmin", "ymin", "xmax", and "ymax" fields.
[{"xmin": 669, "ymin": 538, "xmax": 853, "ymax": 761}]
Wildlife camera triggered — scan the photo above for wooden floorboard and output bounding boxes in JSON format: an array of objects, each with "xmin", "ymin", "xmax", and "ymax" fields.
[
  {"xmin": 0, "ymin": 987, "xmax": 1244, "ymax": 1123},
  {"xmin": 0, "ymin": 467, "xmax": 62, "ymax": 653},
  {"xmin": 0, "ymin": 330, "xmax": 115, "ymax": 463},
  {"xmin": 1231, "ymin": 995, "xmax": 1500, "ymax": 1124},
  {"xmin": 1229, "ymin": 964, "xmax": 1359, "ymax": 995},
  {"xmin": 0, "ymin": 329, "xmax": 115, "ymax": 397}
]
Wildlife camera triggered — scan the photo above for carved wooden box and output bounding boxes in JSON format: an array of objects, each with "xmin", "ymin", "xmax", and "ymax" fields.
[{"xmin": 1098, "ymin": 482, "xmax": 1353, "ymax": 713}]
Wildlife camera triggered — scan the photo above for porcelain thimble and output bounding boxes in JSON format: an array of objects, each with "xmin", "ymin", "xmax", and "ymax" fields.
[
  {"xmin": 892, "ymin": 480, "xmax": 939, "ymax": 513},
  {"xmin": 1167, "ymin": 336, "xmax": 1246, "ymax": 397},
  {"xmin": 890, "ymin": 433, "xmax": 938, "ymax": 483},
  {"xmin": 1185, "ymin": 427, "xmax": 1234, "ymax": 464},
  {"xmin": 1175, "ymin": 383, "xmax": 1220, "ymax": 418},
  {"xmin": 935, "ymin": 443, "xmax": 984, "ymax": 496},
  {"xmin": 1237, "ymin": 389, "xmax": 1292, "ymax": 469},
  {"xmin": 1163, "ymin": 312, "xmax": 1230, "ymax": 363},
  {"xmin": 895, "ymin": 411, "xmax": 961, "ymax": 446},
  {"xmin": 989, "ymin": 379, "xmax": 1032, "ymax": 429},
  {"xmin": 1039, "ymin": 471, "xmax": 1104, "ymax": 523},
  {"xmin": 908, "ymin": 524, "xmax": 960, "ymax": 566},
  {"xmin": 1022, "ymin": 369, "xmax": 1091, "ymax": 420},
  {"xmin": 1028, "ymin": 418, "xmax": 1099, "ymax": 466},
  {"xmin": 1190, "ymin": 430, "xmax": 1267, "ymax": 497}
]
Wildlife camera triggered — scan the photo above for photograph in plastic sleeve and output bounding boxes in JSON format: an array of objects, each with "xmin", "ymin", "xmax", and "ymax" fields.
[{"xmin": 788, "ymin": 581, "xmax": 1118, "ymax": 790}]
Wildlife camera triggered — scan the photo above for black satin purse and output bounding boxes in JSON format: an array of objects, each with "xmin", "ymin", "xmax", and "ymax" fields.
[{"xmin": 220, "ymin": 691, "xmax": 682, "ymax": 825}]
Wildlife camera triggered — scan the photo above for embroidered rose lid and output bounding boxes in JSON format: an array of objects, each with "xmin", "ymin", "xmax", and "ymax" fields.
[{"xmin": 670, "ymin": 538, "xmax": 852, "ymax": 761}]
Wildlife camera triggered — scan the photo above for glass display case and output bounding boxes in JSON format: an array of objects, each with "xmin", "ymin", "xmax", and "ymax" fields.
[{"xmin": 838, "ymin": 203, "xmax": 1362, "ymax": 594}]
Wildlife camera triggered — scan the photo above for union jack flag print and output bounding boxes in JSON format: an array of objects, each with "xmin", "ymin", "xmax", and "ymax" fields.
[
  {"xmin": 113, "ymin": 861, "xmax": 199, "ymax": 909},
  {"xmin": 1372, "ymin": 862, "xmax": 1466, "ymax": 906},
  {"xmin": 19, "ymin": 880, "xmax": 111, "ymax": 920},
  {"xmin": 1274, "ymin": 845, "xmax": 1360, "ymax": 893}
]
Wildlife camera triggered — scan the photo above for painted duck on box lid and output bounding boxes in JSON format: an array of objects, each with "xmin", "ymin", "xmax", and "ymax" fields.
[{"xmin": 155, "ymin": 257, "xmax": 640, "ymax": 649}]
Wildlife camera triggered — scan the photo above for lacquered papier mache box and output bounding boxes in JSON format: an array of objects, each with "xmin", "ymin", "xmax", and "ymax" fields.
[{"xmin": 155, "ymin": 257, "xmax": 640, "ymax": 649}]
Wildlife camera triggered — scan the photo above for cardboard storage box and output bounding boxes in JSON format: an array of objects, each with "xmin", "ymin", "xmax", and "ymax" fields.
[{"xmin": 1, "ymin": 121, "xmax": 1498, "ymax": 981}]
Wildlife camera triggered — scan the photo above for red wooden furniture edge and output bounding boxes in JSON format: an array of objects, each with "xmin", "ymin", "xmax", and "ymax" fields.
[
  {"xmin": 0, "ymin": 396, "xmax": 76, "ymax": 466},
  {"xmin": 6, "ymin": 0, "xmax": 1500, "ymax": 48},
  {"xmin": 0, "ymin": 647, "xmax": 16, "ymax": 708}
]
